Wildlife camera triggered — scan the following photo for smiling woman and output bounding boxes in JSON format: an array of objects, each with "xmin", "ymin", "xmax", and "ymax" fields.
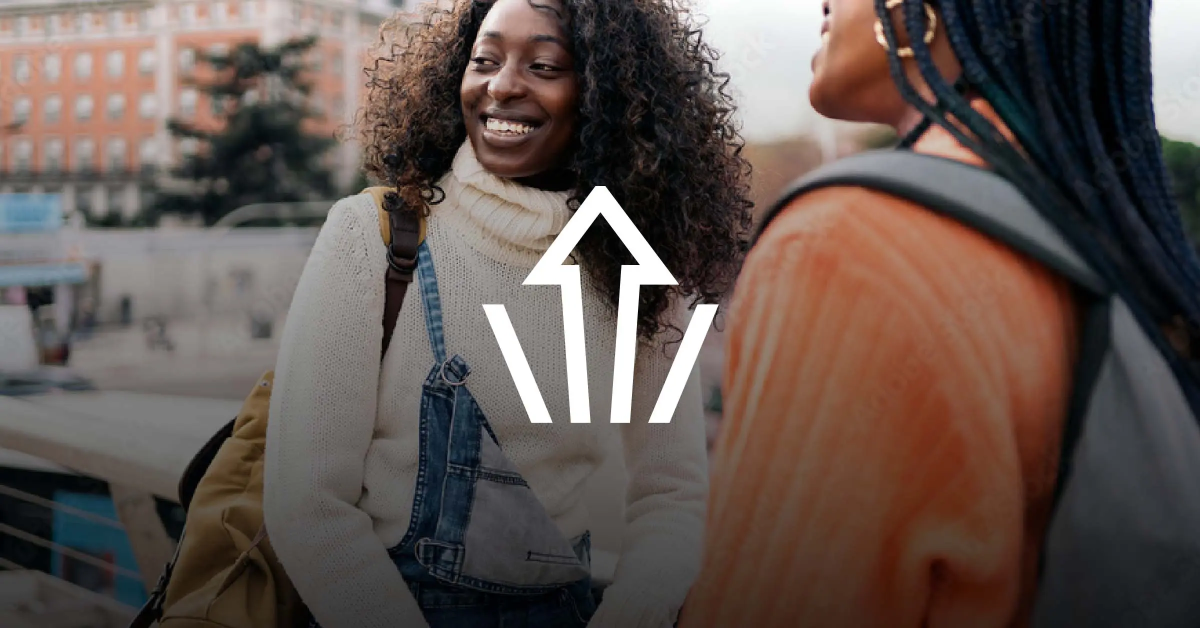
[
  {"xmin": 459, "ymin": 0, "xmax": 579, "ymax": 183},
  {"xmin": 263, "ymin": 1, "xmax": 752, "ymax": 628}
]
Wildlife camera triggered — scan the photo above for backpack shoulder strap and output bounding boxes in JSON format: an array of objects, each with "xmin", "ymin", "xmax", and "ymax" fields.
[
  {"xmin": 754, "ymin": 150, "xmax": 1107, "ymax": 296},
  {"xmin": 362, "ymin": 186, "xmax": 425, "ymax": 358}
]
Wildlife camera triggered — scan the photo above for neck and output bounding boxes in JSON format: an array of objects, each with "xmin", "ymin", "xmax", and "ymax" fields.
[
  {"xmin": 895, "ymin": 108, "xmax": 930, "ymax": 143},
  {"xmin": 435, "ymin": 140, "xmax": 575, "ymax": 268},
  {"xmin": 514, "ymin": 167, "xmax": 577, "ymax": 192}
]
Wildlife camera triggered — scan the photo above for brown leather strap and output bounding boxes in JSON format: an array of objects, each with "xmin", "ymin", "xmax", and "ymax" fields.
[{"xmin": 382, "ymin": 197, "xmax": 421, "ymax": 358}]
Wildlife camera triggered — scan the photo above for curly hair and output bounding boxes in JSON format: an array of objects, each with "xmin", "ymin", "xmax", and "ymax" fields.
[{"xmin": 355, "ymin": 0, "xmax": 753, "ymax": 344}]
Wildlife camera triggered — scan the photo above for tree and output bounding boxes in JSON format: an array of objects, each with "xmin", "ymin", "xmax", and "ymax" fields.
[
  {"xmin": 1162, "ymin": 136, "xmax": 1200, "ymax": 247},
  {"xmin": 152, "ymin": 35, "xmax": 339, "ymax": 226}
]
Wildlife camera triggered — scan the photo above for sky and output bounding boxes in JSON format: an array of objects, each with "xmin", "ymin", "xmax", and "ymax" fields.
[{"xmin": 689, "ymin": 0, "xmax": 1200, "ymax": 145}]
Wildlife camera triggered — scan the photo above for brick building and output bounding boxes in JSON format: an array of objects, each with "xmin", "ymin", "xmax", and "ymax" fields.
[{"xmin": 0, "ymin": 0, "xmax": 401, "ymax": 222}]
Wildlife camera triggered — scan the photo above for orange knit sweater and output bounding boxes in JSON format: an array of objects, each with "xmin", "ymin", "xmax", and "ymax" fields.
[{"xmin": 679, "ymin": 123, "xmax": 1080, "ymax": 628}]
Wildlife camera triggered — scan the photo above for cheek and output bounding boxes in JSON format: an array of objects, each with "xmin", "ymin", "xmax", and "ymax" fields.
[
  {"xmin": 460, "ymin": 76, "xmax": 483, "ymax": 114},
  {"xmin": 812, "ymin": 25, "xmax": 892, "ymax": 109},
  {"xmin": 548, "ymin": 81, "xmax": 579, "ymax": 124}
]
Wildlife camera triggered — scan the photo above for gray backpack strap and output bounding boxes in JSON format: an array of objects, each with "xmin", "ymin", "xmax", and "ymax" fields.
[{"xmin": 753, "ymin": 150, "xmax": 1107, "ymax": 296}]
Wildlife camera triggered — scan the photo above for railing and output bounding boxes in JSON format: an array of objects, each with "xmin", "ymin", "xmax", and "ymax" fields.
[
  {"xmin": 0, "ymin": 386, "xmax": 622, "ymax": 628},
  {"xmin": 0, "ymin": 388, "xmax": 236, "ymax": 627}
]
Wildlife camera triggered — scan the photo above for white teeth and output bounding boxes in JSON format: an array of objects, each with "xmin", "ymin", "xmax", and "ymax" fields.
[{"xmin": 486, "ymin": 118, "xmax": 535, "ymax": 135}]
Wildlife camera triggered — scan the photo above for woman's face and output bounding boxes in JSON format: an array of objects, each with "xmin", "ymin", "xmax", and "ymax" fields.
[
  {"xmin": 460, "ymin": 0, "xmax": 579, "ymax": 180},
  {"xmin": 810, "ymin": 0, "xmax": 955, "ymax": 126}
]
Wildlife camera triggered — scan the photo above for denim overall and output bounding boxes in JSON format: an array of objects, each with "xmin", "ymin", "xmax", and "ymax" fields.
[{"xmin": 316, "ymin": 241, "xmax": 598, "ymax": 628}]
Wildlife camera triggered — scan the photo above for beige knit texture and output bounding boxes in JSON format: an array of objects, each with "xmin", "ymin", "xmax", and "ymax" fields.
[{"xmin": 264, "ymin": 141, "xmax": 710, "ymax": 628}]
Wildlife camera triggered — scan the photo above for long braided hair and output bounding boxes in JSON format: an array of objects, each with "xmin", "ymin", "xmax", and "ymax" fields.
[{"xmin": 876, "ymin": 0, "xmax": 1200, "ymax": 369}]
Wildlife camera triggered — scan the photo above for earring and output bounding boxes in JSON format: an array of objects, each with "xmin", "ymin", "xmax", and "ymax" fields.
[{"xmin": 874, "ymin": 0, "xmax": 937, "ymax": 58}]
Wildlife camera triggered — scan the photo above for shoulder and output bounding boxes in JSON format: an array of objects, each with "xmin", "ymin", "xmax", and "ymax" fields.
[
  {"xmin": 748, "ymin": 184, "xmax": 1076, "ymax": 310},
  {"xmin": 732, "ymin": 183, "xmax": 1079, "ymax": 377},
  {"xmin": 311, "ymin": 193, "xmax": 389, "ymax": 259}
]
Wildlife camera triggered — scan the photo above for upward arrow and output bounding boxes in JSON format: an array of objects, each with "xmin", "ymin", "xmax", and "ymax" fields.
[{"xmin": 483, "ymin": 186, "xmax": 717, "ymax": 424}]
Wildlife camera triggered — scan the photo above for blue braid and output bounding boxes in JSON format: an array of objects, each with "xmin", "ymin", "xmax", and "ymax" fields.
[{"xmin": 874, "ymin": 0, "xmax": 1200, "ymax": 356}]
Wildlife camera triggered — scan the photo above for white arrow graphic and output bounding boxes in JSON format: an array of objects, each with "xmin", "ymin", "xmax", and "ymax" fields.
[{"xmin": 483, "ymin": 186, "xmax": 718, "ymax": 424}]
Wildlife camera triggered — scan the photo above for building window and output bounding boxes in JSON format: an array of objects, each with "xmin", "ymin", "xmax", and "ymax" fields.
[
  {"xmin": 13, "ymin": 139, "xmax": 32, "ymax": 173},
  {"xmin": 75, "ymin": 95, "xmax": 94, "ymax": 121},
  {"xmin": 179, "ymin": 89, "xmax": 197, "ymax": 119},
  {"xmin": 181, "ymin": 2, "xmax": 196, "ymax": 25},
  {"xmin": 242, "ymin": 0, "xmax": 255, "ymax": 20},
  {"xmin": 44, "ymin": 139, "xmax": 64, "ymax": 172},
  {"xmin": 179, "ymin": 47, "xmax": 196, "ymax": 73},
  {"xmin": 108, "ymin": 186, "xmax": 126, "ymax": 216},
  {"xmin": 139, "ymin": 9, "xmax": 150, "ymax": 30},
  {"xmin": 215, "ymin": 1, "xmax": 227, "ymax": 21},
  {"xmin": 46, "ymin": 15, "xmax": 58, "ymax": 36},
  {"xmin": 106, "ymin": 50, "xmax": 124, "ymax": 78},
  {"xmin": 74, "ymin": 187, "xmax": 92, "ymax": 215},
  {"xmin": 13, "ymin": 97, "xmax": 31, "ymax": 124},
  {"xmin": 75, "ymin": 138, "xmax": 95, "ymax": 172},
  {"xmin": 138, "ymin": 136, "xmax": 157, "ymax": 170},
  {"xmin": 15, "ymin": 16, "xmax": 28, "ymax": 36},
  {"xmin": 139, "ymin": 49, "xmax": 156, "ymax": 74},
  {"xmin": 107, "ymin": 10, "xmax": 121, "ymax": 31},
  {"xmin": 107, "ymin": 94, "xmax": 125, "ymax": 120},
  {"xmin": 14, "ymin": 55, "xmax": 30, "ymax": 85},
  {"xmin": 76, "ymin": 12, "xmax": 89, "ymax": 34},
  {"xmin": 106, "ymin": 137, "xmax": 126, "ymax": 172},
  {"xmin": 332, "ymin": 95, "xmax": 345, "ymax": 120},
  {"xmin": 44, "ymin": 54, "xmax": 62, "ymax": 82},
  {"xmin": 44, "ymin": 96, "xmax": 61, "ymax": 124},
  {"xmin": 331, "ymin": 10, "xmax": 343, "ymax": 28},
  {"xmin": 139, "ymin": 93, "xmax": 157, "ymax": 119},
  {"xmin": 75, "ymin": 53, "xmax": 92, "ymax": 80}
]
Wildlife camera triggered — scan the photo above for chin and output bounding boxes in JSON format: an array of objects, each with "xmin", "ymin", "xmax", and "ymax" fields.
[
  {"xmin": 809, "ymin": 76, "xmax": 840, "ymax": 121},
  {"xmin": 475, "ymin": 152, "xmax": 537, "ymax": 179}
]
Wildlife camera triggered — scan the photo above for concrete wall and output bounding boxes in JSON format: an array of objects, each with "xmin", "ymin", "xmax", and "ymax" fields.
[{"xmin": 76, "ymin": 227, "xmax": 319, "ymax": 326}]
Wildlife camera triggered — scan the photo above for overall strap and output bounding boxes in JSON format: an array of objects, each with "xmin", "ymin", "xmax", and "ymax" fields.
[
  {"xmin": 416, "ymin": 242, "xmax": 448, "ymax": 366},
  {"xmin": 754, "ymin": 150, "xmax": 1108, "ymax": 296}
]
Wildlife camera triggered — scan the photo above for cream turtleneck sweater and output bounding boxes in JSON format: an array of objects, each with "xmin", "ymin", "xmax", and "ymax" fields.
[{"xmin": 264, "ymin": 141, "xmax": 710, "ymax": 628}]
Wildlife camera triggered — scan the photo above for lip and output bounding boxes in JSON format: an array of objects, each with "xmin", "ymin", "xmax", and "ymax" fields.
[{"xmin": 481, "ymin": 126, "xmax": 541, "ymax": 148}]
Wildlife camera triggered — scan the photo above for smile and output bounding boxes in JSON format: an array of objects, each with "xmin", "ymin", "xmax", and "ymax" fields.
[{"xmin": 485, "ymin": 117, "xmax": 539, "ymax": 136}]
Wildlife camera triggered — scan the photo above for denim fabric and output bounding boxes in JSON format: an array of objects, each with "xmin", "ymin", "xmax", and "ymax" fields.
[{"xmin": 315, "ymin": 241, "xmax": 596, "ymax": 628}]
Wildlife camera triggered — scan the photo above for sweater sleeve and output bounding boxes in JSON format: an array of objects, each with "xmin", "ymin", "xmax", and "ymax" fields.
[
  {"xmin": 264, "ymin": 198, "xmax": 429, "ymax": 628},
  {"xmin": 678, "ymin": 190, "xmax": 1070, "ymax": 628},
  {"xmin": 588, "ymin": 304, "xmax": 711, "ymax": 628}
]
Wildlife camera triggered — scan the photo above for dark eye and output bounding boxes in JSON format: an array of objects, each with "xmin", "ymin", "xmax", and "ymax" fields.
[
  {"xmin": 471, "ymin": 57, "xmax": 497, "ymax": 67},
  {"xmin": 531, "ymin": 63, "xmax": 560, "ymax": 72}
]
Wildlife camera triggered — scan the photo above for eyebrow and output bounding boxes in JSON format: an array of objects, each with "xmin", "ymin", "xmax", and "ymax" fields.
[{"xmin": 480, "ymin": 31, "xmax": 568, "ymax": 48}]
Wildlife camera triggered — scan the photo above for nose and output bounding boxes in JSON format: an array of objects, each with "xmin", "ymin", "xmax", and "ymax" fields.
[{"xmin": 486, "ymin": 62, "xmax": 526, "ymax": 102}]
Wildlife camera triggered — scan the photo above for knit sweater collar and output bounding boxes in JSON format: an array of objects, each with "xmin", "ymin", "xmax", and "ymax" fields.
[{"xmin": 435, "ymin": 141, "xmax": 574, "ymax": 268}]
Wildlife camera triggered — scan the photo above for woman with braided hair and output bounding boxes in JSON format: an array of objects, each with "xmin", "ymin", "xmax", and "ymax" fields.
[
  {"xmin": 263, "ymin": 0, "xmax": 751, "ymax": 627},
  {"xmin": 681, "ymin": 0, "xmax": 1200, "ymax": 626}
]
